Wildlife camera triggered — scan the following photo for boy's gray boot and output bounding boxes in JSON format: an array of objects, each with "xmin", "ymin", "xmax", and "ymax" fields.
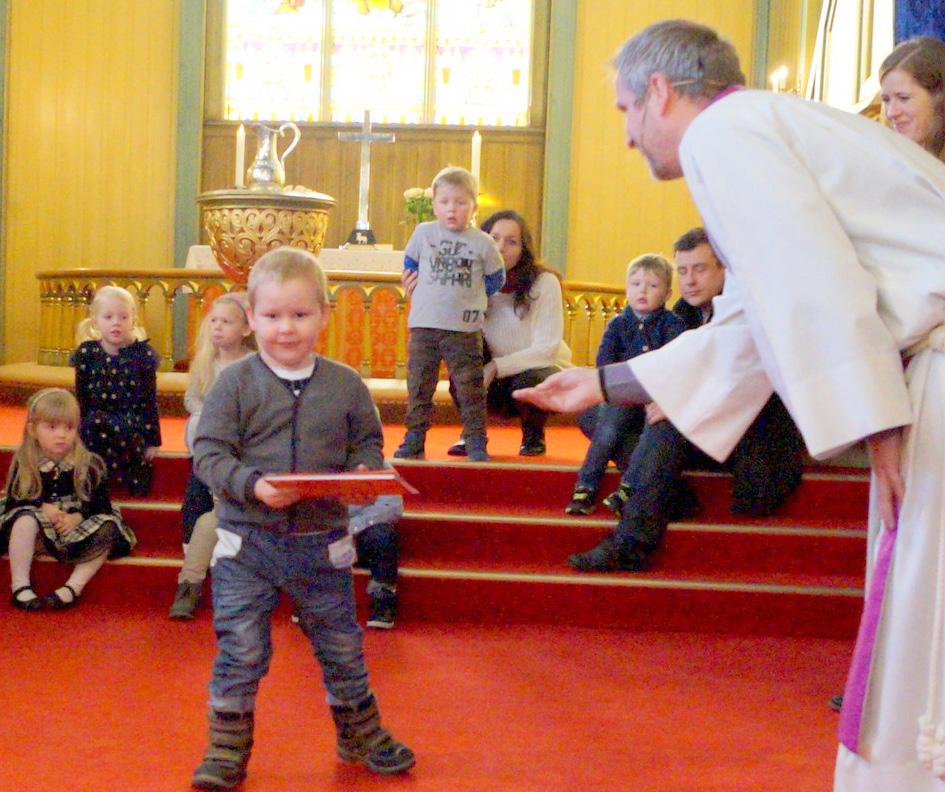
[
  {"xmin": 169, "ymin": 581, "xmax": 203, "ymax": 620},
  {"xmin": 464, "ymin": 434, "xmax": 489, "ymax": 462},
  {"xmin": 192, "ymin": 710, "xmax": 255, "ymax": 790},
  {"xmin": 330, "ymin": 693, "xmax": 416, "ymax": 774},
  {"xmin": 393, "ymin": 431, "xmax": 426, "ymax": 459}
]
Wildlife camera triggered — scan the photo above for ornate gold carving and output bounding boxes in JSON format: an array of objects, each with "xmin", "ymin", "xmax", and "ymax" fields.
[{"xmin": 197, "ymin": 189, "xmax": 336, "ymax": 284}]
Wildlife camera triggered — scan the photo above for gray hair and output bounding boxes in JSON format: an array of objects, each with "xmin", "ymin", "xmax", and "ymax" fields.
[{"xmin": 612, "ymin": 19, "xmax": 745, "ymax": 101}]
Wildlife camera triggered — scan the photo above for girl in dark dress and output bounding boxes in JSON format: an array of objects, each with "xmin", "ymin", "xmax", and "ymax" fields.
[
  {"xmin": 72, "ymin": 285, "xmax": 161, "ymax": 495},
  {"xmin": 3, "ymin": 388, "xmax": 135, "ymax": 610}
]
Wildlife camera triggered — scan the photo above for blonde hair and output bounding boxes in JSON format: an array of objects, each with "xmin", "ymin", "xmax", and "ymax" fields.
[
  {"xmin": 6, "ymin": 388, "xmax": 105, "ymax": 501},
  {"xmin": 627, "ymin": 253, "xmax": 673, "ymax": 291},
  {"xmin": 189, "ymin": 292, "xmax": 256, "ymax": 399},
  {"xmin": 431, "ymin": 166, "xmax": 478, "ymax": 203},
  {"xmin": 75, "ymin": 285, "xmax": 148, "ymax": 345},
  {"xmin": 247, "ymin": 248, "xmax": 329, "ymax": 307}
]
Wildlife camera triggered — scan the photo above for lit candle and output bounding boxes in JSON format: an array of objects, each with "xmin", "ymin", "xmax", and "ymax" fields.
[
  {"xmin": 235, "ymin": 123, "xmax": 245, "ymax": 188},
  {"xmin": 470, "ymin": 130, "xmax": 481, "ymax": 186}
]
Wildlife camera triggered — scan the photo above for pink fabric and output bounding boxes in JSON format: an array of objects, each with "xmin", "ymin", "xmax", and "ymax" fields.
[{"xmin": 839, "ymin": 525, "xmax": 898, "ymax": 752}]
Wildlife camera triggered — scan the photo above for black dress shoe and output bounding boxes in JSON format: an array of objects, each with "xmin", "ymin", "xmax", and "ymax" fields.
[
  {"xmin": 11, "ymin": 585, "xmax": 44, "ymax": 611},
  {"xmin": 568, "ymin": 539, "xmax": 651, "ymax": 573},
  {"xmin": 519, "ymin": 438, "xmax": 546, "ymax": 456}
]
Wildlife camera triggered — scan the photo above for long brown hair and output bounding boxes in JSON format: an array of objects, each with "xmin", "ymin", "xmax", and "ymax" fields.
[
  {"xmin": 881, "ymin": 36, "xmax": 945, "ymax": 157},
  {"xmin": 480, "ymin": 210, "xmax": 559, "ymax": 317},
  {"xmin": 6, "ymin": 388, "xmax": 104, "ymax": 501}
]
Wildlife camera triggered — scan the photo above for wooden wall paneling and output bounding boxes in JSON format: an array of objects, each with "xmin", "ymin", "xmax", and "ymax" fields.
[
  {"xmin": 566, "ymin": 0, "xmax": 756, "ymax": 287},
  {"xmin": 3, "ymin": 0, "xmax": 179, "ymax": 363},
  {"xmin": 201, "ymin": 124, "xmax": 544, "ymax": 253}
]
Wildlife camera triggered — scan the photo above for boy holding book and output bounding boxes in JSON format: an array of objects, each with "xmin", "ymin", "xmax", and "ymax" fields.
[{"xmin": 191, "ymin": 248, "xmax": 414, "ymax": 789}]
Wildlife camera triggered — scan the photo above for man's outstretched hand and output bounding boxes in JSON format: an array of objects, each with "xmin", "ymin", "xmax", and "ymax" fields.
[{"xmin": 513, "ymin": 367, "xmax": 604, "ymax": 414}]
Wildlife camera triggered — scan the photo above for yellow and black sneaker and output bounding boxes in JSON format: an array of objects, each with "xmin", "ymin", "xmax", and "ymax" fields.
[{"xmin": 564, "ymin": 487, "xmax": 596, "ymax": 516}]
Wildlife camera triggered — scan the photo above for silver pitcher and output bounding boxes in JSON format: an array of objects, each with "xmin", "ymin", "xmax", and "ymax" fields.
[{"xmin": 247, "ymin": 122, "xmax": 301, "ymax": 189}]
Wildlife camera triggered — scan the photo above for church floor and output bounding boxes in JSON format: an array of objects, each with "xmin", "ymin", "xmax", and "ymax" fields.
[{"xmin": 0, "ymin": 604, "xmax": 848, "ymax": 792}]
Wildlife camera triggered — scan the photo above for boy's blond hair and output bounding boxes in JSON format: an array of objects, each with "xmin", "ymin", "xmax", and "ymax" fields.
[
  {"xmin": 247, "ymin": 248, "xmax": 329, "ymax": 306},
  {"xmin": 431, "ymin": 166, "xmax": 478, "ymax": 202},
  {"xmin": 626, "ymin": 253, "xmax": 673, "ymax": 291},
  {"xmin": 75, "ymin": 285, "xmax": 148, "ymax": 345}
]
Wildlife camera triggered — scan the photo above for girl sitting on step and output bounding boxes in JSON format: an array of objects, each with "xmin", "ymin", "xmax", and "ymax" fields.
[
  {"xmin": 72, "ymin": 285, "xmax": 162, "ymax": 496},
  {"xmin": 1, "ymin": 388, "xmax": 135, "ymax": 611},
  {"xmin": 169, "ymin": 292, "xmax": 255, "ymax": 620}
]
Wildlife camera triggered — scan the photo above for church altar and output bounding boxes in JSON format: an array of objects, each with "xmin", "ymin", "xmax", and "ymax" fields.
[{"xmin": 185, "ymin": 244, "xmax": 403, "ymax": 274}]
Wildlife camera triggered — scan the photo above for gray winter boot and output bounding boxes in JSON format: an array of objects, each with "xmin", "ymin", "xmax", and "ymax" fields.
[
  {"xmin": 330, "ymin": 693, "xmax": 415, "ymax": 774},
  {"xmin": 191, "ymin": 710, "xmax": 255, "ymax": 790}
]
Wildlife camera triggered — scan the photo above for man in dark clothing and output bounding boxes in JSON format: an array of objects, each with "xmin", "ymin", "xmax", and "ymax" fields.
[{"xmin": 569, "ymin": 228, "xmax": 804, "ymax": 572}]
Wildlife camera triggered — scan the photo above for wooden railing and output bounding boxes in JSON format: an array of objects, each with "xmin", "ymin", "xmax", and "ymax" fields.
[{"xmin": 36, "ymin": 269, "xmax": 626, "ymax": 374}]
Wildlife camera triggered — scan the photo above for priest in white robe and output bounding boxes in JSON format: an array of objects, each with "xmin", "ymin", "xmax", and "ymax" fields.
[{"xmin": 517, "ymin": 19, "xmax": 945, "ymax": 792}]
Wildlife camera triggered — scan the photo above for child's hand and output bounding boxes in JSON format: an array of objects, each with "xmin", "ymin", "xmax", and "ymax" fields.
[
  {"xmin": 144, "ymin": 446, "xmax": 159, "ymax": 462},
  {"xmin": 483, "ymin": 361, "xmax": 498, "ymax": 389},
  {"xmin": 644, "ymin": 402, "xmax": 667, "ymax": 425},
  {"xmin": 401, "ymin": 270, "xmax": 418, "ymax": 298},
  {"xmin": 55, "ymin": 512, "xmax": 82, "ymax": 536},
  {"xmin": 40, "ymin": 503, "xmax": 65, "ymax": 524},
  {"xmin": 254, "ymin": 477, "xmax": 302, "ymax": 509},
  {"xmin": 345, "ymin": 463, "xmax": 376, "ymax": 504}
]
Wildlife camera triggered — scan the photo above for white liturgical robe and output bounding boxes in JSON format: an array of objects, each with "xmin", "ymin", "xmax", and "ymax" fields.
[{"xmin": 628, "ymin": 90, "xmax": 945, "ymax": 791}]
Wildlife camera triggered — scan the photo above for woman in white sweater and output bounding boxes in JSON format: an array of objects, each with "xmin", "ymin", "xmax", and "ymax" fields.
[{"xmin": 450, "ymin": 210, "xmax": 571, "ymax": 456}]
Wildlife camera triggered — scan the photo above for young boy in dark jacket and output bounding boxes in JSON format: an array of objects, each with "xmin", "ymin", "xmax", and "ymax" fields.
[{"xmin": 566, "ymin": 254, "xmax": 686, "ymax": 515}]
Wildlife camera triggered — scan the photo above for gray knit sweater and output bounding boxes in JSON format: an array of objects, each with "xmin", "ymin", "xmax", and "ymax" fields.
[{"xmin": 193, "ymin": 354, "xmax": 384, "ymax": 534}]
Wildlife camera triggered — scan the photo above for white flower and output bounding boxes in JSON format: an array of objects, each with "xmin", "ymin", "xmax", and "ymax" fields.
[
  {"xmin": 403, "ymin": 187, "xmax": 424, "ymax": 199},
  {"xmin": 423, "ymin": 187, "xmax": 434, "ymax": 198}
]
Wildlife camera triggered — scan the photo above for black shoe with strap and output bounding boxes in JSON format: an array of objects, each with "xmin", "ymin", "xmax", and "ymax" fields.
[
  {"xmin": 11, "ymin": 585, "xmax": 44, "ymax": 612},
  {"xmin": 43, "ymin": 584, "xmax": 79, "ymax": 611}
]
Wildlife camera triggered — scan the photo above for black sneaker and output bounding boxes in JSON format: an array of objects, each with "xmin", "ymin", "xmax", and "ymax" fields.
[
  {"xmin": 602, "ymin": 483, "xmax": 631, "ymax": 516},
  {"xmin": 366, "ymin": 592, "xmax": 397, "ymax": 630},
  {"xmin": 565, "ymin": 487, "xmax": 596, "ymax": 515},
  {"xmin": 446, "ymin": 439, "xmax": 467, "ymax": 456},
  {"xmin": 828, "ymin": 694, "xmax": 843, "ymax": 713}
]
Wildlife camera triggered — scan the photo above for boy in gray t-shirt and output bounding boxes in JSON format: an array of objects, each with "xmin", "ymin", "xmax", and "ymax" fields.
[{"xmin": 394, "ymin": 167, "xmax": 505, "ymax": 462}]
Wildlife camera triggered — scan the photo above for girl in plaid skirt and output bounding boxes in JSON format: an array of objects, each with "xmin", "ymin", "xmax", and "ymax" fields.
[{"xmin": 2, "ymin": 388, "xmax": 135, "ymax": 611}]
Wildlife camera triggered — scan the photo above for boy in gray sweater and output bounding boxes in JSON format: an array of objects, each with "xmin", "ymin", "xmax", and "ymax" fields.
[{"xmin": 191, "ymin": 249, "xmax": 414, "ymax": 790}]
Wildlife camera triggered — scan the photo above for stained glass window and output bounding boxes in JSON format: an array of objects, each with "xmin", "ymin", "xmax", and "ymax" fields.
[
  {"xmin": 434, "ymin": 0, "xmax": 531, "ymax": 126},
  {"xmin": 225, "ymin": 0, "xmax": 324, "ymax": 122},
  {"xmin": 223, "ymin": 0, "xmax": 534, "ymax": 126}
]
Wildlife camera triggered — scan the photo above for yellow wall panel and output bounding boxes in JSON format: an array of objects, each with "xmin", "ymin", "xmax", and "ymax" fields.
[
  {"xmin": 3, "ymin": 0, "xmax": 179, "ymax": 363},
  {"xmin": 567, "ymin": 2, "xmax": 756, "ymax": 285}
]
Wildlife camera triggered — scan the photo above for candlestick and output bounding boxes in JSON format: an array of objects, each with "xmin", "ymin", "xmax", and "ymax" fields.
[
  {"xmin": 235, "ymin": 123, "xmax": 245, "ymax": 188},
  {"xmin": 471, "ymin": 130, "xmax": 481, "ymax": 186}
]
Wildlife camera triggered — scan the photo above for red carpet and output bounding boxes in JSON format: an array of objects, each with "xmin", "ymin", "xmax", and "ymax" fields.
[
  {"xmin": 0, "ymin": 403, "xmax": 862, "ymax": 790},
  {"xmin": 0, "ymin": 404, "xmax": 592, "ymax": 464},
  {"xmin": 0, "ymin": 605, "xmax": 848, "ymax": 792}
]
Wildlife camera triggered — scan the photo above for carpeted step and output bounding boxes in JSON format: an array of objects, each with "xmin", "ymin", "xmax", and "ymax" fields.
[
  {"xmin": 115, "ymin": 497, "xmax": 867, "ymax": 579},
  {"xmin": 10, "ymin": 556, "xmax": 862, "ymax": 639}
]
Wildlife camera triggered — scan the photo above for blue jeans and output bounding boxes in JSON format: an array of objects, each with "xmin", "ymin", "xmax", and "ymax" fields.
[
  {"xmin": 208, "ymin": 523, "xmax": 369, "ymax": 714},
  {"xmin": 354, "ymin": 522, "xmax": 398, "ymax": 589},
  {"xmin": 574, "ymin": 404, "xmax": 644, "ymax": 492},
  {"xmin": 613, "ymin": 419, "xmax": 692, "ymax": 554}
]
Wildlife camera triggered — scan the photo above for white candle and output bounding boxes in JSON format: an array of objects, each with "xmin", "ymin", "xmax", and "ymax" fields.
[
  {"xmin": 235, "ymin": 123, "xmax": 245, "ymax": 188},
  {"xmin": 470, "ymin": 130, "xmax": 481, "ymax": 186}
]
